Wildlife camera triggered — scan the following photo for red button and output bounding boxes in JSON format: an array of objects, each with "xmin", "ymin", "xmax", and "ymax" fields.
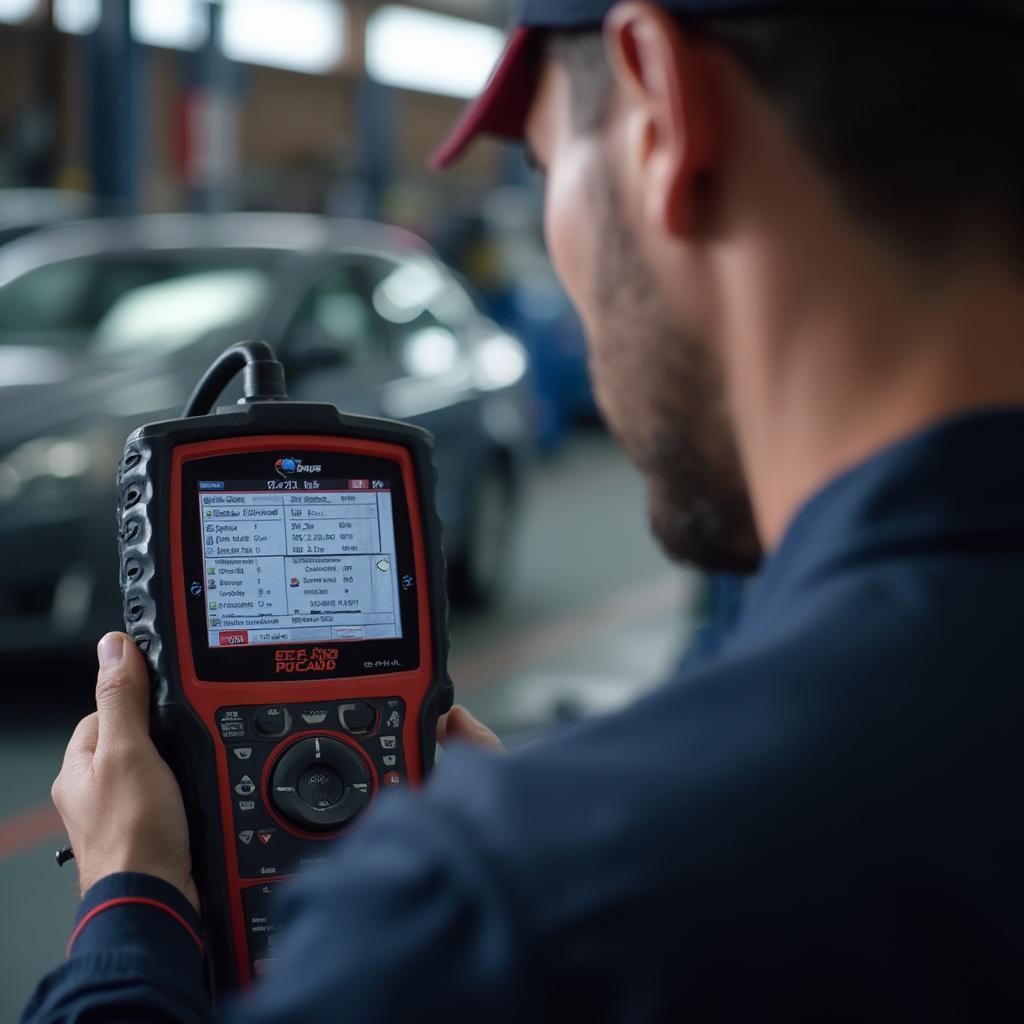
[
  {"xmin": 219, "ymin": 630, "xmax": 249, "ymax": 647},
  {"xmin": 383, "ymin": 772, "xmax": 402, "ymax": 787},
  {"xmin": 257, "ymin": 830, "xmax": 274, "ymax": 845}
]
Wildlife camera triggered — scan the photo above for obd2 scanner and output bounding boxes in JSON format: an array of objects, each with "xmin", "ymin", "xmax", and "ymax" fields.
[{"xmin": 115, "ymin": 342, "xmax": 452, "ymax": 995}]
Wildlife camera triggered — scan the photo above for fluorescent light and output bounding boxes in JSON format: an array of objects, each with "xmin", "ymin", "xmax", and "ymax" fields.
[
  {"xmin": 366, "ymin": 5, "xmax": 504, "ymax": 100},
  {"xmin": 221, "ymin": 0, "xmax": 347, "ymax": 74},
  {"xmin": 131, "ymin": 0, "xmax": 207, "ymax": 51},
  {"xmin": 53, "ymin": 0, "xmax": 100, "ymax": 34},
  {"xmin": 0, "ymin": 0, "xmax": 38, "ymax": 25}
]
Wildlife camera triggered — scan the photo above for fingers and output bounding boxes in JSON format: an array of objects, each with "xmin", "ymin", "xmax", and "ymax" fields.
[
  {"xmin": 438, "ymin": 706, "xmax": 505, "ymax": 753},
  {"xmin": 95, "ymin": 633, "xmax": 152, "ymax": 749},
  {"xmin": 54, "ymin": 712, "xmax": 100, "ymax": 814},
  {"xmin": 62, "ymin": 712, "xmax": 100, "ymax": 770}
]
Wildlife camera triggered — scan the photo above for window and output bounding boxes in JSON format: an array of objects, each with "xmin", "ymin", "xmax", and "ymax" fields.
[
  {"xmin": 285, "ymin": 259, "xmax": 383, "ymax": 366},
  {"xmin": 365, "ymin": 5, "xmax": 503, "ymax": 99},
  {"xmin": 0, "ymin": 0, "xmax": 38, "ymax": 25},
  {"xmin": 0, "ymin": 256, "xmax": 275, "ymax": 357},
  {"xmin": 220, "ymin": 0, "xmax": 348, "ymax": 74},
  {"xmin": 130, "ymin": 0, "xmax": 207, "ymax": 51},
  {"xmin": 53, "ymin": 0, "xmax": 100, "ymax": 35}
]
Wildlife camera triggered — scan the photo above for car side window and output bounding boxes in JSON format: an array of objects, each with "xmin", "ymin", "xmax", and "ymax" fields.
[
  {"xmin": 285, "ymin": 258, "xmax": 383, "ymax": 367},
  {"xmin": 366, "ymin": 255, "xmax": 469, "ymax": 380}
]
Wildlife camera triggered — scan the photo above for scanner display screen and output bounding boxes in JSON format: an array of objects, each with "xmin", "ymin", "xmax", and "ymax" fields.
[
  {"xmin": 198, "ymin": 479, "xmax": 403, "ymax": 649},
  {"xmin": 179, "ymin": 447, "xmax": 422, "ymax": 682}
]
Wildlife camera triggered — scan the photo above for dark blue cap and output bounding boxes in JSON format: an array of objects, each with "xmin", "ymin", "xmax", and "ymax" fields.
[{"xmin": 431, "ymin": 0, "xmax": 1024, "ymax": 169}]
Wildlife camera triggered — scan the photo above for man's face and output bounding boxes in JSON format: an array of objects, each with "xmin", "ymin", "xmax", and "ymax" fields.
[{"xmin": 525, "ymin": 57, "xmax": 762, "ymax": 573}]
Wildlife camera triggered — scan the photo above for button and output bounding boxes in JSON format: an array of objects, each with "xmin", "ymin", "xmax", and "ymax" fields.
[
  {"xmin": 301, "ymin": 710, "xmax": 328, "ymax": 726},
  {"xmin": 268, "ymin": 735, "xmax": 371, "ymax": 832},
  {"xmin": 217, "ymin": 709, "xmax": 246, "ymax": 742},
  {"xmin": 382, "ymin": 755, "xmax": 397, "ymax": 767},
  {"xmin": 257, "ymin": 830, "xmax": 275, "ymax": 846},
  {"xmin": 383, "ymin": 772, "xmax": 402, "ymax": 787},
  {"xmin": 239, "ymin": 830, "xmax": 255, "ymax": 845},
  {"xmin": 380, "ymin": 736, "xmax": 397, "ymax": 751},
  {"xmin": 234, "ymin": 775, "xmax": 256, "ymax": 796},
  {"xmin": 339, "ymin": 703, "xmax": 376, "ymax": 734},
  {"xmin": 254, "ymin": 707, "xmax": 292, "ymax": 739},
  {"xmin": 238, "ymin": 800, "xmax": 255, "ymax": 812},
  {"xmin": 297, "ymin": 765, "xmax": 345, "ymax": 810},
  {"xmin": 384, "ymin": 708, "xmax": 402, "ymax": 730},
  {"xmin": 233, "ymin": 748, "xmax": 253, "ymax": 761}
]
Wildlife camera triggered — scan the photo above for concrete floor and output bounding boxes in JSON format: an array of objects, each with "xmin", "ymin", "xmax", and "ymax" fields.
[{"xmin": 0, "ymin": 429, "xmax": 703, "ymax": 1019}]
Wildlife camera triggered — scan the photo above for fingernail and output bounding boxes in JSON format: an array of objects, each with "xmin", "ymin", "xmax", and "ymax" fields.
[{"xmin": 98, "ymin": 634, "xmax": 124, "ymax": 667}]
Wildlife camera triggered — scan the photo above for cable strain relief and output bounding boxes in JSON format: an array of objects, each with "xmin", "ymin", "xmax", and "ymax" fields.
[{"xmin": 242, "ymin": 360, "xmax": 288, "ymax": 404}]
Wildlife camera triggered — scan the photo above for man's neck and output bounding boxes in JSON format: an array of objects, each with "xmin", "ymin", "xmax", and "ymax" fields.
[{"xmin": 730, "ymin": 255, "xmax": 1024, "ymax": 552}]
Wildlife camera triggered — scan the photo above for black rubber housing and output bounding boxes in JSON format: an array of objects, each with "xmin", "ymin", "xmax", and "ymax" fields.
[{"xmin": 115, "ymin": 401, "xmax": 453, "ymax": 998}]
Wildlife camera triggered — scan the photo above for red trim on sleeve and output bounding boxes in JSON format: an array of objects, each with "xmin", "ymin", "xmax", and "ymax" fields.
[{"xmin": 67, "ymin": 897, "xmax": 205, "ymax": 958}]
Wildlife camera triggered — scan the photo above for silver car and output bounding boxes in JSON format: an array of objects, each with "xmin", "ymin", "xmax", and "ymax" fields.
[{"xmin": 0, "ymin": 214, "xmax": 532, "ymax": 653}]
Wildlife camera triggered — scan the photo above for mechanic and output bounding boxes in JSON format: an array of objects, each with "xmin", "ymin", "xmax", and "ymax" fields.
[{"xmin": 23, "ymin": 0, "xmax": 1024, "ymax": 1019}]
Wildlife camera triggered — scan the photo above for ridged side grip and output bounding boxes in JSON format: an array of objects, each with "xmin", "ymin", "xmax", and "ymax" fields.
[{"xmin": 116, "ymin": 433, "xmax": 170, "ymax": 699}]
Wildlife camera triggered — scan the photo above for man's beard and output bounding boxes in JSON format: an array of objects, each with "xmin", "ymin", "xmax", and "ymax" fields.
[{"xmin": 587, "ymin": 174, "xmax": 762, "ymax": 574}]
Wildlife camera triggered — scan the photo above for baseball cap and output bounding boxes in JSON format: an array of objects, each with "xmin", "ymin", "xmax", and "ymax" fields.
[{"xmin": 429, "ymin": 0, "xmax": 1024, "ymax": 170}]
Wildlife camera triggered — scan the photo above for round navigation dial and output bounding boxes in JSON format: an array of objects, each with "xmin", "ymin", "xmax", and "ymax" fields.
[{"xmin": 268, "ymin": 736, "xmax": 371, "ymax": 833}]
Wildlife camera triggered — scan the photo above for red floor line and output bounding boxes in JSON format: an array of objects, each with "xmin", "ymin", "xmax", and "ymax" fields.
[
  {"xmin": 0, "ymin": 573, "xmax": 691, "ymax": 862},
  {"xmin": 0, "ymin": 803, "xmax": 63, "ymax": 863},
  {"xmin": 450, "ymin": 574, "xmax": 686, "ymax": 694}
]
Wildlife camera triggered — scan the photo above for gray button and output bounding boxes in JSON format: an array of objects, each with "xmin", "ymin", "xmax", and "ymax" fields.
[
  {"xmin": 380, "ymin": 736, "xmax": 397, "ymax": 751},
  {"xmin": 233, "ymin": 748, "xmax": 253, "ymax": 761},
  {"xmin": 234, "ymin": 775, "xmax": 256, "ymax": 796}
]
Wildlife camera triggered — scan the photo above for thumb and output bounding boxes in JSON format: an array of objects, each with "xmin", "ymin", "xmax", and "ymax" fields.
[{"xmin": 95, "ymin": 633, "xmax": 152, "ymax": 748}]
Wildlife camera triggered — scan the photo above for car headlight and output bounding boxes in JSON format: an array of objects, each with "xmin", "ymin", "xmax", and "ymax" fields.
[{"xmin": 0, "ymin": 430, "xmax": 121, "ymax": 507}]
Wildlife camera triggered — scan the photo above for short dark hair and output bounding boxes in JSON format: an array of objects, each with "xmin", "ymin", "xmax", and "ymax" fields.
[{"xmin": 548, "ymin": 15, "xmax": 1024, "ymax": 269}]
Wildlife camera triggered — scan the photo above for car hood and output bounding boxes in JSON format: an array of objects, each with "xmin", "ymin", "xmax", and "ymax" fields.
[{"xmin": 0, "ymin": 347, "xmax": 192, "ymax": 450}]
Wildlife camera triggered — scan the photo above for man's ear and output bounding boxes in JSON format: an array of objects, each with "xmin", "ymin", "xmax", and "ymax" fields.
[{"xmin": 604, "ymin": 2, "xmax": 720, "ymax": 237}]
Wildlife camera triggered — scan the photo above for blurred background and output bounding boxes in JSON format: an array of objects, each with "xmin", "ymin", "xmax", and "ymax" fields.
[{"xmin": 0, "ymin": 1, "xmax": 709, "ymax": 1013}]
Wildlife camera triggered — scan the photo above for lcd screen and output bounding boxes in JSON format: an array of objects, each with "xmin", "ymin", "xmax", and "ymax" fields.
[{"xmin": 197, "ymin": 477, "xmax": 403, "ymax": 649}]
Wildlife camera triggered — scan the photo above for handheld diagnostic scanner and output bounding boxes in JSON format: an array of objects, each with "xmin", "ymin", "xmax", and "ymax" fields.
[{"xmin": 115, "ymin": 342, "xmax": 452, "ymax": 995}]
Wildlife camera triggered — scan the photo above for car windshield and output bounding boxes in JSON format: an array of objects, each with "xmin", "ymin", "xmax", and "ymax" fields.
[{"xmin": 0, "ymin": 254, "xmax": 277, "ymax": 358}]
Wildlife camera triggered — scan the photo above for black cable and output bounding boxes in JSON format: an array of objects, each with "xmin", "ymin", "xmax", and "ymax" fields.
[{"xmin": 183, "ymin": 340, "xmax": 289, "ymax": 418}]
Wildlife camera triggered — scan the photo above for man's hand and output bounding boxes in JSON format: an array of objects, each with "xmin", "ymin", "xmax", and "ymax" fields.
[
  {"xmin": 52, "ymin": 633, "xmax": 199, "ymax": 911},
  {"xmin": 52, "ymin": 637, "xmax": 496, "ymax": 913},
  {"xmin": 437, "ymin": 706, "xmax": 504, "ymax": 753}
]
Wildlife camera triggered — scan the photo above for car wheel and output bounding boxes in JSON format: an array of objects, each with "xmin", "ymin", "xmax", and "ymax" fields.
[{"xmin": 449, "ymin": 459, "xmax": 516, "ymax": 609}]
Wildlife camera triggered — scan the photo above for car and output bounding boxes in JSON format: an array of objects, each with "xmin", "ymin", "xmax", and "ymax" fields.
[
  {"xmin": 0, "ymin": 213, "xmax": 532, "ymax": 655},
  {"xmin": 0, "ymin": 189, "xmax": 94, "ymax": 248}
]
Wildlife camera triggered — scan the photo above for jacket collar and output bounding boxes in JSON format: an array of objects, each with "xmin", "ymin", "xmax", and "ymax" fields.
[{"xmin": 736, "ymin": 407, "xmax": 1024, "ymax": 637}]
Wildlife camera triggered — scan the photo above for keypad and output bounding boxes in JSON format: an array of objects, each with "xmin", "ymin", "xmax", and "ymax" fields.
[{"xmin": 217, "ymin": 697, "xmax": 408, "ymax": 975}]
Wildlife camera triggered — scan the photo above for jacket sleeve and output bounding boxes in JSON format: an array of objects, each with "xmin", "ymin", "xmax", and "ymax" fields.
[
  {"xmin": 21, "ymin": 872, "xmax": 213, "ymax": 1023},
  {"xmin": 21, "ymin": 750, "xmax": 542, "ymax": 1024}
]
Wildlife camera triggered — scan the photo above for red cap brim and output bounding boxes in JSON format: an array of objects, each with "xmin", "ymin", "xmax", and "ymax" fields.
[{"xmin": 429, "ymin": 27, "xmax": 543, "ymax": 171}]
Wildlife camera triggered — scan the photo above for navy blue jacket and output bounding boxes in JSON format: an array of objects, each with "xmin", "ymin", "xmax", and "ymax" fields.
[{"xmin": 24, "ymin": 411, "xmax": 1024, "ymax": 1022}]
